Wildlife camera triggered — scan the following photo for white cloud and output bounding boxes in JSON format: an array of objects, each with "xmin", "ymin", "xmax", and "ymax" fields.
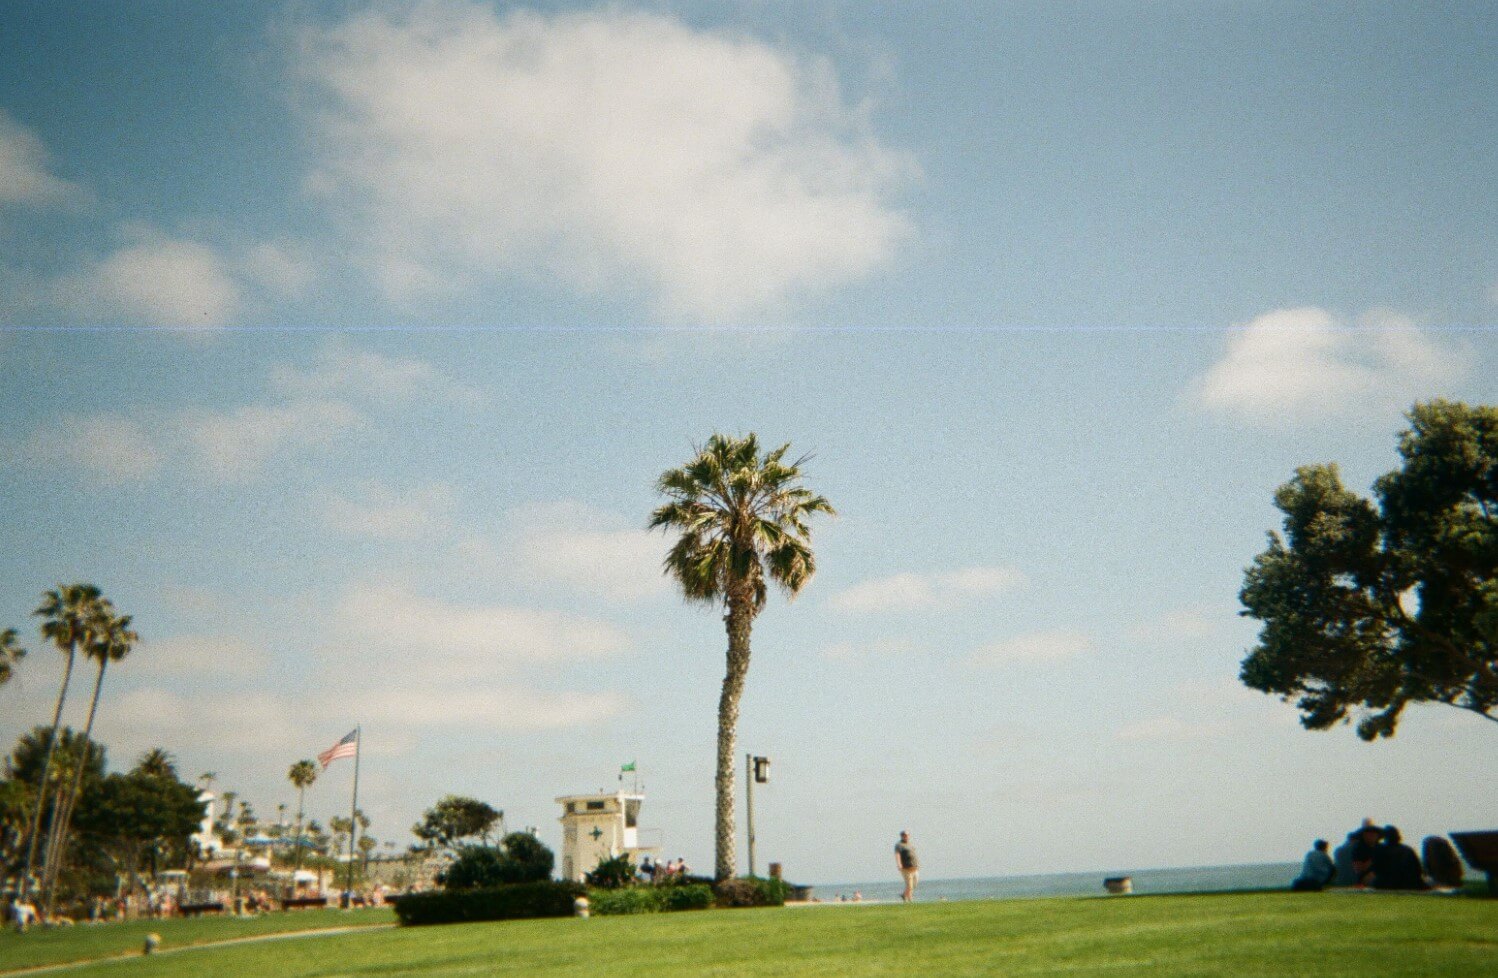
[
  {"xmin": 969, "ymin": 629, "xmax": 1093, "ymax": 666},
  {"xmin": 133, "ymin": 635, "xmax": 270, "ymax": 679},
  {"xmin": 821, "ymin": 637, "xmax": 917, "ymax": 660},
  {"xmin": 508, "ymin": 502, "xmax": 666, "ymax": 602},
  {"xmin": 321, "ymin": 483, "xmax": 454, "ymax": 540},
  {"xmin": 22, "ymin": 398, "xmax": 360, "ymax": 484},
  {"xmin": 23, "ymin": 413, "xmax": 165, "ymax": 482},
  {"xmin": 332, "ymin": 585, "xmax": 627, "ymax": 667},
  {"xmin": 1125, "ymin": 607, "xmax": 1225, "ymax": 645},
  {"xmin": 270, "ymin": 340, "xmax": 479, "ymax": 404},
  {"xmin": 0, "ymin": 109, "xmax": 81, "ymax": 207},
  {"xmin": 348, "ymin": 685, "xmax": 625, "ymax": 729},
  {"xmin": 58, "ymin": 234, "xmax": 243, "ymax": 327},
  {"xmin": 297, "ymin": 3, "xmax": 914, "ymax": 321},
  {"xmin": 1193, "ymin": 306, "xmax": 1467, "ymax": 422},
  {"xmin": 240, "ymin": 241, "xmax": 317, "ymax": 299},
  {"xmin": 180, "ymin": 399, "xmax": 360, "ymax": 480},
  {"xmin": 829, "ymin": 565, "xmax": 1025, "ymax": 613},
  {"xmin": 1115, "ymin": 714, "xmax": 1230, "ymax": 743}
]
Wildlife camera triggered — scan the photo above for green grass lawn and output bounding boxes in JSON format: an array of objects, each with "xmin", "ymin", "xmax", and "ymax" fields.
[
  {"xmin": 0, "ymin": 906, "xmax": 395, "ymax": 972},
  {"xmin": 5, "ymin": 893, "xmax": 1493, "ymax": 978}
]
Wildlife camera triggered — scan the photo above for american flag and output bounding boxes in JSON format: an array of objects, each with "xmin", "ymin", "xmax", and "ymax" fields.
[{"xmin": 318, "ymin": 729, "xmax": 359, "ymax": 769}]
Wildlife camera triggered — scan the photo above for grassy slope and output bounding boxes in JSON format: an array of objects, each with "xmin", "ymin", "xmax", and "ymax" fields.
[
  {"xmin": 0, "ymin": 906, "xmax": 395, "ymax": 972},
  {"xmin": 16, "ymin": 893, "xmax": 1495, "ymax": 978}
]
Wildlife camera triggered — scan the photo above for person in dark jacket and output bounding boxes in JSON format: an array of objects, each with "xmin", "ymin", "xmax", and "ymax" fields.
[{"xmin": 1371, "ymin": 826, "xmax": 1427, "ymax": 890}]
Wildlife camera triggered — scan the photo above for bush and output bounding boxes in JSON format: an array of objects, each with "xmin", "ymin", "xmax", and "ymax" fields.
[
  {"xmin": 439, "ymin": 834, "xmax": 556, "ymax": 890},
  {"xmin": 713, "ymin": 876, "xmax": 791, "ymax": 908},
  {"xmin": 585, "ymin": 853, "xmax": 636, "ymax": 889},
  {"xmin": 392, "ymin": 880, "xmax": 585, "ymax": 926},
  {"xmin": 587, "ymin": 883, "xmax": 713, "ymax": 915}
]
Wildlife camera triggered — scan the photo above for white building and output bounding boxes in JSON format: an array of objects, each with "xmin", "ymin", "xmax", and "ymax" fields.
[
  {"xmin": 555, "ymin": 791, "xmax": 659, "ymax": 882},
  {"xmin": 190, "ymin": 790, "xmax": 224, "ymax": 858}
]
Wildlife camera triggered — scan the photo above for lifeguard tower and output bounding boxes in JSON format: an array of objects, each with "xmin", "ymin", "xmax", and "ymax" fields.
[{"xmin": 556, "ymin": 790, "xmax": 659, "ymax": 882}]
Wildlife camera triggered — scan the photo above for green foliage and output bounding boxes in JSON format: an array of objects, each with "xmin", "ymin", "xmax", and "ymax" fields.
[
  {"xmin": 412, "ymin": 795, "xmax": 503, "ymax": 852},
  {"xmin": 587, "ymin": 883, "xmax": 713, "ymax": 915},
  {"xmin": 584, "ymin": 853, "xmax": 636, "ymax": 889},
  {"xmin": 0, "ymin": 627, "xmax": 24, "ymax": 686},
  {"xmin": 712, "ymin": 876, "xmax": 790, "ymax": 908},
  {"xmin": 441, "ymin": 833, "xmax": 555, "ymax": 890},
  {"xmin": 1240, "ymin": 401, "xmax": 1498, "ymax": 739},
  {"xmin": 391, "ymin": 880, "xmax": 585, "ymax": 926},
  {"xmin": 651, "ymin": 433, "xmax": 836, "ymax": 612},
  {"xmin": 9, "ymin": 726, "xmax": 107, "ymax": 787}
]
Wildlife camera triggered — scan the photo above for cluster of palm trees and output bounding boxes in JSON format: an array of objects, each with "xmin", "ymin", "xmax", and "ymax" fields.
[{"xmin": 11, "ymin": 583, "xmax": 138, "ymax": 919}]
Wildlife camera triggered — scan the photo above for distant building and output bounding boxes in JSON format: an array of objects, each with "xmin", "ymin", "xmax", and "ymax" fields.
[
  {"xmin": 190, "ymin": 791, "xmax": 224, "ymax": 858},
  {"xmin": 555, "ymin": 791, "xmax": 659, "ymax": 882}
]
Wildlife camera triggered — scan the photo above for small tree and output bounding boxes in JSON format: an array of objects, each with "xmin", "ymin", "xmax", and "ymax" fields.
[
  {"xmin": 411, "ymin": 796, "xmax": 502, "ymax": 852},
  {"xmin": 584, "ymin": 853, "xmax": 636, "ymax": 889},
  {"xmin": 1240, "ymin": 401, "xmax": 1497, "ymax": 738}
]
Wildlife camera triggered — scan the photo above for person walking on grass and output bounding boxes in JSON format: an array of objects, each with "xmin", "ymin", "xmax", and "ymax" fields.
[{"xmin": 895, "ymin": 831, "xmax": 920, "ymax": 902}]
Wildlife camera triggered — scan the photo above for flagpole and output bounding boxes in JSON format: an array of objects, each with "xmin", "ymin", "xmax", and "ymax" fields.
[{"xmin": 345, "ymin": 725, "xmax": 361, "ymax": 904}]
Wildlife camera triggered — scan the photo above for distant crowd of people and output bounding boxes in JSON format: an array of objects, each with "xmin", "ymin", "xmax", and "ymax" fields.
[
  {"xmin": 637, "ymin": 856, "xmax": 692, "ymax": 882},
  {"xmin": 1291, "ymin": 819, "xmax": 1465, "ymax": 892}
]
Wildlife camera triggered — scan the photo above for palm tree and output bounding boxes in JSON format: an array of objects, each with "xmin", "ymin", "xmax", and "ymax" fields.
[
  {"xmin": 135, "ymin": 748, "xmax": 178, "ymax": 780},
  {"xmin": 198, "ymin": 771, "xmax": 217, "ymax": 791},
  {"xmin": 41, "ymin": 598, "xmax": 136, "ymax": 917},
  {"xmin": 19, "ymin": 583, "xmax": 102, "ymax": 903},
  {"xmin": 650, "ymin": 433, "xmax": 834, "ymax": 879},
  {"xmin": 288, "ymin": 760, "xmax": 317, "ymax": 874},
  {"xmin": 0, "ymin": 628, "xmax": 25, "ymax": 686}
]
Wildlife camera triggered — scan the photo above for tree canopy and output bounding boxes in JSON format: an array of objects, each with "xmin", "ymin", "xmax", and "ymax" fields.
[
  {"xmin": 412, "ymin": 795, "xmax": 503, "ymax": 851},
  {"xmin": 1239, "ymin": 401, "xmax": 1497, "ymax": 739}
]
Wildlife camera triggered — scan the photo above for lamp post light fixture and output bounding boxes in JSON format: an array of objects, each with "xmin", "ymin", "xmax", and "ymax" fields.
[{"xmin": 745, "ymin": 755, "xmax": 770, "ymax": 877}]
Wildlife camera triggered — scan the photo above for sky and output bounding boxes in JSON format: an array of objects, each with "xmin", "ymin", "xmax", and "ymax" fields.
[{"xmin": 0, "ymin": 1, "xmax": 1495, "ymax": 885}]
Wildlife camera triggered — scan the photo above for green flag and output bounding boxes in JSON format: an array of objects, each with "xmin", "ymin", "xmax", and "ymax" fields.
[{"xmin": 621, "ymin": 761, "xmax": 636, "ymax": 773}]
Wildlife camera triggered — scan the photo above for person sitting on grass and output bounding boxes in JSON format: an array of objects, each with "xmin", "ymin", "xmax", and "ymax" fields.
[
  {"xmin": 1371, "ymin": 826, "xmax": 1428, "ymax": 891},
  {"xmin": 1351, "ymin": 822, "xmax": 1384, "ymax": 886},
  {"xmin": 1291, "ymin": 839, "xmax": 1336, "ymax": 891}
]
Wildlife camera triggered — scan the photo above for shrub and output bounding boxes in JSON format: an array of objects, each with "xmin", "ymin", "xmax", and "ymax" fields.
[
  {"xmin": 392, "ymin": 881, "xmax": 585, "ymax": 926},
  {"xmin": 713, "ymin": 876, "xmax": 791, "ymax": 908},
  {"xmin": 585, "ymin": 853, "xmax": 636, "ymax": 889},
  {"xmin": 588, "ymin": 883, "xmax": 713, "ymax": 915},
  {"xmin": 439, "ymin": 834, "xmax": 556, "ymax": 890}
]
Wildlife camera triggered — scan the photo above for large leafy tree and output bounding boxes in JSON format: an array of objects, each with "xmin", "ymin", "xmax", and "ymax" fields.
[
  {"xmin": 1240, "ymin": 401, "xmax": 1497, "ymax": 739},
  {"xmin": 412, "ymin": 796, "xmax": 502, "ymax": 852},
  {"xmin": 19, "ymin": 583, "xmax": 102, "ymax": 902},
  {"xmin": 0, "ymin": 628, "xmax": 24, "ymax": 686},
  {"xmin": 288, "ymin": 759, "xmax": 318, "ymax": 873},
  {"xmin": 651, "ymin": 433, "xmax": 834, "ymax": 880},
  {"xmin": 73, "ymin": 767, "xmax": 201, "ymax": 898},
  {"xmin": 41, "ymin": 597, "xmax": 136, "ymax": 917}
]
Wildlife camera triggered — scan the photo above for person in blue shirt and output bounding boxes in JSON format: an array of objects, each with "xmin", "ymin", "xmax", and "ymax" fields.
[{"xmin": 1291, "ymin": 839, "xmax": 1337, "ymax": 891}]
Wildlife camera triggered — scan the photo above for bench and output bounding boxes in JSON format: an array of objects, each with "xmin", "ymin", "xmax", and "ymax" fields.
[
  {"xmin": 178, "ymin": 902, "xmax": 225, "ymax": 917},
  {"xmin": 281, "ymin": 896, "xmax": 329, "ymax": 911},
  {"xmin": 1450, "ymin": 831, "xmax": 1498, "ymax": 895}
]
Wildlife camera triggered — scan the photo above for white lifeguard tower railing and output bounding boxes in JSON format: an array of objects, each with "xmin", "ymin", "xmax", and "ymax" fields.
[{"xmin": 556, "ymin": 791, "xmax": 661, "ymax": 882}]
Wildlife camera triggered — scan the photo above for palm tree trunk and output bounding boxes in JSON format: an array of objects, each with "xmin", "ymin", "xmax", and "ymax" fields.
[
  {"xmin": 19, "ymin": 650, "xmax": 77, "ymax": 904},
  {"xmin": 715, "ymin": 597, "xmax": 754, "ymax": 881},
  {"xmin": 41, "ymin": 657, "xmax": 107, "ymax": 918},
  {"xmin": 294, "ymin": 787, "xmax": 306, "ymax": 875}
]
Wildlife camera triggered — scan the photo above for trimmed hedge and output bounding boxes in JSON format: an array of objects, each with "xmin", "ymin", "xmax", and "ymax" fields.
[
  {"xmin": 587, "ymin": 884, "xmax": 713, "ymax": 915},
  {"xmin": 392, "ymin": 881, "xmax": 586, "ymax": 926},
  {"xmin": 713, "ymin": 876, "xmax": 792, "ymax": 908}
]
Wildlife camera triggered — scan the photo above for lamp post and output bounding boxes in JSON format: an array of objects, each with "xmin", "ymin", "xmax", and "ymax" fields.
[{"xmin": 745, "ymin": 755, "xmax": 770, "ymax": 877}]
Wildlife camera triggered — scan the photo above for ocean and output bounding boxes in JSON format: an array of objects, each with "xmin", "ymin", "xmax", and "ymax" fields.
[{"xmin": 815, "ymin": 862, "xmax": 1301, "ymax": 903}]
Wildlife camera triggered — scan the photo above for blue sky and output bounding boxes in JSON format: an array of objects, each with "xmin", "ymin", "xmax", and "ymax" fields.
[{"xmin": 1, "ymin": 1, "xmax": 1494, "ymax": 884}]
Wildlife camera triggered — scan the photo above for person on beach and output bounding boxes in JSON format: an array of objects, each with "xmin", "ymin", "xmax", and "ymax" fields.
[
  {"xmin": 1291, "ymin": 839, "xmax": 1336, "ymax": 891},
  {"xmin": 895, "ymin": 831, "xmax": 919, "ymax": 902}
]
